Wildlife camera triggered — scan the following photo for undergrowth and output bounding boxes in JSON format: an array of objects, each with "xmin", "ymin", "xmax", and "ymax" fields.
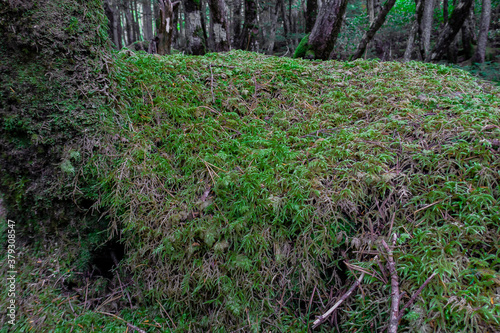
[{"xmin": 83, "ymin": 50, "xmax": 500, "ymax": 331}]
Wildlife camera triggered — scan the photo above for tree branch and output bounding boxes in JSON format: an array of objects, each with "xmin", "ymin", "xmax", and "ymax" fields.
[
  {"xmin": 312, "ymin": 272, "xmax": 365, "ymax": 329},
  {"xmin": 397, "ymin": 272, "xmax": 437, "ymax": 321},
  {"xmin": 381, "ymin": 239, "xmax": 399, "ymax": 333}
]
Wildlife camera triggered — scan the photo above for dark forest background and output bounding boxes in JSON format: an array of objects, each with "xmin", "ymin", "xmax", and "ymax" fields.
[{"xmin": 104, "ymin": 0, "xmax": 499, "ymax": 79}]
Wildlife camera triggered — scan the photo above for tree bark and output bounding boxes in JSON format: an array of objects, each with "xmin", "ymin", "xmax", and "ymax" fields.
[
  {"xmin": 156, "ymin": 0, "xmax": 176, "ymax": 55},
  {"xmin": 403, "ymin": 0, "xmax": 423, "ymax": 61},
  {"xmin": 239, "ymin": 0, "xmax": 258, "ymax": 50},
  {"xmin": 419, "ymin": 0, "xmax": 436, "ymax": 59},
  {"xmin": 461, "ymin": 2, "xmax": 475, "ymax": 59},
  {"xmin": 425, "ymin": 0, "xmax": 474, "ymax": 61},
  {"xmin": 184, "ymin": 0, "xmax": 206, "ymax": 54},
  {"xmin": 117, "ymin": 7, "xmax": 124, "ymax": 48},
  {"xmin": 104, "ymin": 1, "xmax": 120, "ymax": 49},
  {"xmin": 472, "ymin": 0, "xmax": 491, "ymax": 63},
  {"xmin": 305, "ymin": 0, "xmax": 318, "ymax": 33},
  {"xmin": 367, "ymin": 0, "xmax": 375, "ymax": 23},
  {"xmin": 125, "ymin": 7, "xmax": 134, "ymax": 44},
  {"xmin": 266, "ymin": 0, "xmax": 280, "ymax": 54},
  {"xmin": 279, "ymin": 0, "xmax": 289, "ymax": 41},
  {"xmin": 208, "ymin": 0, "xmax": 231, "ymax": 51},
  {"xmin": 296, "ymin": 0, "xmax": 348, "ymax": 60},
  {"xmin": 143, "ymin": 0, "xmax": 154, "ymax": 40},
  {"xmin": 351, "ymin": 0, "xmax": 397, "ymax": 60},
  {"xmin": 232, "ymin": 0, "xmax": 243, "ymax": 47}
]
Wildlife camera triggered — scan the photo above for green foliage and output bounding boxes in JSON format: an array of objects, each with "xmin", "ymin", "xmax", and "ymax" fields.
[{"xmin": 85, "ymin": 51, "xmax": 500, "ymax": 331}]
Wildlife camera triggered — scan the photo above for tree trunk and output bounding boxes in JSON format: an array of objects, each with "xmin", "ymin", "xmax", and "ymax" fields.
[
  {"xmin": 133, "ymin": 0, "xmax": 141, "ymax": 41},
  {"xmin": 351, "ymin": 0, "xmax": 397, "ymax": 60},
  {"xmin": 184, "ymin": 0, "xmax": 206, "ymax": 54},
  {"xmin": 403, "ymin": 0, "xmax": 423, "ymax": 61},
  {"xmin": 472, "ymin": 0, "xmax": 491, "ymax": 63},
  {"xmin": 279, "ymin": 0, "xmax": 289, "ymax": 41},
  {"xmin": 425, "ymin": 0, "xmax": 474, "ymax": 61},
  {"xmin": 156, "ymin": 0, "xmax": 176, "ymax": 55},
  {"xmin": 232, "ymin": 0, "xmax": 243, "ymax": 47},
  {"xmin": 125, "ymin": 9, "xmax": 134, "ymax": 45},
  {"xmin": 305, "ymin": 0, "xmax": 318, "ymax": 33},
  {"xmin": 461, "ymin": 1, "xmax": 475, "ymax": 59},
  {"xmin": 201, "ymin": 0, "xmax": 210, "ymax": 45},
  {"xmin": 294, "ymin": 0, "xmax": 348, "ymax": 60},
  {"xmin": 266, "ymin": 1, "xmax": 280, "ymax": 54},
  {"xmin": 239, "ymin": 0, "xmax": 258, "ymax": 50},
  {"xmin": 419, "ymin": 0, "xmax": 436, "ymax": 58},
  {"xmin": 104, "ymin": 1, "xmax": 120, "ymax": 49},
  {"xmin": 117, "ymin": 8, "xmax": 124, "ymax": 48},
  {"xmin": 143, "ymin": 0, "xmax": 154, "ymax": 40},
  {"xmin": 208, "ymin": 0, "xmax": 231, "ymax": 51}
]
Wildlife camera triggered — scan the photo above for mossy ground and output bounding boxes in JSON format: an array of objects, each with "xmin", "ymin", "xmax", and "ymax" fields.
[
  {"xmin": 2, "ymin": 46, "xmax": 500, "ymax": 331},
  {"xmin": 86, "ymin": 51, "xmax": 500, "ymax": 331}
]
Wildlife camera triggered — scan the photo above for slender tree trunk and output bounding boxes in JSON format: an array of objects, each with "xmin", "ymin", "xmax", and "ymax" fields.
[
  {"xmin": 351, "ymin": 0, "xmax": 397, "ymax": 60},
  {"xmin": 156, "ymin": 0, "xmax": 176, "ymax": 55},
  {"xmin": 295, "ymin": 0, "xmax": 349, "ymax": 59},
  {"xmin": 172, "ymin": 0, "xmax": 179, "ymax": 46},
  {"xmin": 419, "ymin": 0, "xmax": 436, "ymax": 58},
  {"xmin": 104, "ymin": 1, "xmax": 120, "ymax": 49},
  {"xmin": 200, "ymin": 0, "xmax": 209, "ymax": 46},
  {"xmin": 232, "ymin": 0, "xmax": 243, "ymax": 47},
  {"xmin": 426, "ymin": 0, "xmax": 474, "ymax": 61},
  {"xmin": 461, "ymin": 2, "xmax": 475, "ymax": 59},
  {"xmin": 133, "ymin": 0, "xmax": 141, "ymax": 41},
  {"xmin": 125, "ymin": 9, "xmax": 134, "ymax": 44},
  {"xmin": 305, "ymin": 0, "xmax": 318, "ymax": 33},
  {"xmin": 208, "ymin": 0, "xmax": 231, "ymax": 51},
  {"xmin": 239, "ymin": 0, "xmax": 258, "ymax": 50},
  {"xmin": 176, "ymin": 2, "xmax": 184, "ymax": 48},
  {"xmin": 143, "ymin": 0, "xmax": 154, "ymax": 40},
  {"xmin": 403, "ymin": 0, "xmax": 423, "ymax": 61},
  {"xmin": 367, "ymin": 0, "xmax": 375, "ymax": 23},
  {"xmin": 117, "ymin": 10, "xmax": 124, "ymax": 48},
  {"xmin": 472, "ymin": 0, "xmax": 491, "ymax": 63},
  {"xmin": 266, "ymin": 0, "xmax": 280, "ymax": 54},
  {"xmin": 279, "ymin": 0, "xmax": 289, "ymax": 41},
  {"xmin": 184, "ymin": 0, "xmax": 206, "ymax": 54}
]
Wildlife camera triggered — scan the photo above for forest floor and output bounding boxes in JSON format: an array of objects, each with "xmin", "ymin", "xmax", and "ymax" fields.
[{"xmin": 1, "ymin": 51, "xmax": 500, "ymax": 332}]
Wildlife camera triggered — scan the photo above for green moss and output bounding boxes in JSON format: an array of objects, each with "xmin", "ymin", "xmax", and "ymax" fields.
[
  {"xmin": 85, "ymin": 50, "xmax": 500, "ymax": 331},
  {"xmin": 293, "ymin": 33, "xmax": 311, "ymax": 58}
]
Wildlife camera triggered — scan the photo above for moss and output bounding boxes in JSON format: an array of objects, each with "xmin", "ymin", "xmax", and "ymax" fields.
[
  {"xmin": 293, "ymin": 33, "xmax": 311, "ymax": 58},
  {"xmin": 88, "ymin": 50, "xmax": 500, "ymax": 331}
]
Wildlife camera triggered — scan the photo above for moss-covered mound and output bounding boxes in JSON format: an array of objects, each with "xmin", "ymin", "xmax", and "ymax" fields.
[{"xmin": 88, "ymin": 50, "xmax": 499, "ymax": 331}]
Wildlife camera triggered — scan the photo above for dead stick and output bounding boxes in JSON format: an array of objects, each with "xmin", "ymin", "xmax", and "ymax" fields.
[
  {"xmin": 96, "ymin": 311, "xmax": 146, "ymax": 333},
  {"xmin": 397, "ymin": 272, "xmax": 437, "ymax": 322},
  {"xmin": 312, "ymin": 272, "xmax": 365, "ymax": 329},
  {"xmin": 209, "ymin": 64, "xmax": 215, "ymax": 104},
  {"xmin": 381, "ymin": 240, "xmax": 399, "ymax": 333}
]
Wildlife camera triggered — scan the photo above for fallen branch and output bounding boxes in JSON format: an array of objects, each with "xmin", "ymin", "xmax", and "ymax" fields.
[
  {"xmin": 397, "ymin": 272, "xmax": 437, "ymax": 322},
  {"xmin": 96, "ymin": 311, "xmax": 146, "ymax": 333},
  {"xmin": 381, "ymin": 239, "xmax": 399, "ymax": 333},
  {"xmin": 312, "ymin": 272, "xmax": 365, "ymax": 329}
]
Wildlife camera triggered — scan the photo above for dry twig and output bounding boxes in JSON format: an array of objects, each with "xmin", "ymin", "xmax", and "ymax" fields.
[
  {"xmin": 397, "ymin": 272, "xmax": 437, "ymax": 321},
  {"xmin": 96, "ymin": 311, "xmax": 146, "ymax": 333},
  {"xmin": 381, "ymin": 239, "xmax": 399, "ymax": 333},
  {"xmin": 312, "ymin": 272, "xmax": 365, "ymax": 329}
]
